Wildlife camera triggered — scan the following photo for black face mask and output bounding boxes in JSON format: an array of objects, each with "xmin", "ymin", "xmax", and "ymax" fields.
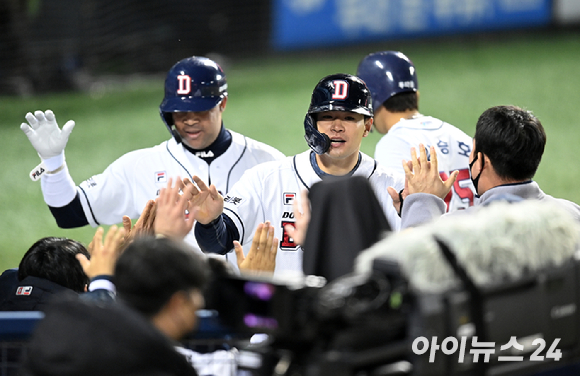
[{"xmin": 469, "ymin": 152, "xmax": 484, "ymax": 195}]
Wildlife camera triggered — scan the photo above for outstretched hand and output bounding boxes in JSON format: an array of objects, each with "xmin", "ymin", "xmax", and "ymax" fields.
[
  {"xmin": 402, "ymin": 144, "xmax": 457, "ymax": 199},
  {"xmin": 154, "ymin": 177, "xmax": 196, "ymax": 239},
  {"xmin": 20, "ymin": 110, "xmax": 75, "ymax": 160},
  {"xmin": 122, "ymin": 199, "xmax": 156, "ymax": 244},
  {"xmin": 234, "ymin": 221, "xmax": 278, "ymax": 274},
  {"xmin": 184, "ymin": 176, "xmax": 223, "ymax": 224},
  {"xmin": 77, "ymin": 225, "xmax": 126, "ymax": 279}
]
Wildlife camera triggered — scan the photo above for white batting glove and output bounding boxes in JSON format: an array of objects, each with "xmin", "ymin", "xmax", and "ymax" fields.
[{"xmin": 20, "ymin": 110, "xmax": 75, "ymax": 160}]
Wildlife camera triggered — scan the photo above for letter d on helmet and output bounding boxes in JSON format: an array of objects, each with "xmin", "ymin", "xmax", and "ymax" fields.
[{"xmin": 304, "ymin": 73, "xmax": 373, "ymax": 154}]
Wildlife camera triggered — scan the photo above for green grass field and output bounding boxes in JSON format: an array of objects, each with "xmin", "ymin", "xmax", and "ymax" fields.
[{"xmin": 1, "ymin": 28, "xmax": 579, "ymax": 271}]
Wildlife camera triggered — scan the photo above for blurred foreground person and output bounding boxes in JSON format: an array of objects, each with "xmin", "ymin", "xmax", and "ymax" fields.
[
  {"xmin": 300, "ymin": 175, "xmax": 391, "ymax": 282},
  {"xmin": 20, "ymin": 235, "xmax": 207, "ymax": 376}
]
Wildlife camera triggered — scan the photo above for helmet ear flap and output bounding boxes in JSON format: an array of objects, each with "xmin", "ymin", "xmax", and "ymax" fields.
[{"xmin": 304, "ymin": 114, "xmax": 330, "ymax": 155}]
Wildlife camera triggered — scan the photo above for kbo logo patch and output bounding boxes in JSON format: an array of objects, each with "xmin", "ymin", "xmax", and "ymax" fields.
[{"xmin": 16, "ymin": 286, "xmax": 33, "ymax": 296}]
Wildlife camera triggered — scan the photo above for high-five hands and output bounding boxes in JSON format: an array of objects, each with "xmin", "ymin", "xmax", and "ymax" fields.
[
  {"xmin": 183, "ymin": 176, "xmax": 223, "ymax": 225},
  {"xmin": 154, "ymin": 177, "xmax": 197, "ymax": 239},
  {"xmin": 234, "ymin": 221, "xmax": 278, "ymax": 274},
  {"xmin": 20, "ymin": 110, "xmax": 75, "ymax": 160},
  {"xmin": 122, "ymin": 199, "xmax": 156, "ymax": 243},
  {"xmin": 77, "ymin": 225, "xmax": 126, "ymax": 280},
  {"xmin": 388, "ymin": 144, "xmax": 458, "ymax": 214},
  {"xmin": 404, "ymin": 144, "xmax": 457, "ymax": 198}
]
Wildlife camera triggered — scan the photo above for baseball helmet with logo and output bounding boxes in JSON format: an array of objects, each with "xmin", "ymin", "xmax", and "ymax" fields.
[
  {"xmin": 356, "ymin": 51, "xmax": 418, "ymax": 112},
  {"xmin": 304, "ymin": 73, "xmax": 373, "ymax": 154},
  {"xmin": 159, "ymin": 56, "xmax": 228, "ymax": 139}
]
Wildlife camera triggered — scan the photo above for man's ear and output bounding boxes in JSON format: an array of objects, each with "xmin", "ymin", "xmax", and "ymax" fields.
[
  {"xmin": 219, "ymin": 96, "xmax": 228, "ymax": 112},
  {"xmin": 363, "ymin": 117, "xmax": 373, "ymax": 136},
  {"xmin": 482, "ymin": 152, "xmax": 492, "ymax": 171}
]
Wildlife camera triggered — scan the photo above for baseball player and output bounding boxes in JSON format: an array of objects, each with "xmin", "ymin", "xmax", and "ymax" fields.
[
  {"xmin": 20, "ymin": 56, "xmax": 285, "ymax": 258},
  {"xmin": 189, "ymin": 73, "xmax": 405, "ymax": 277},
  {"xmin": 356, "ymin": 51, "xmax": 476, "ymax": 212}
]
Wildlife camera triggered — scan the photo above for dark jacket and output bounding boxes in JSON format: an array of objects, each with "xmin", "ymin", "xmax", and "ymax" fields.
[
  {"xmin": 0, "ymin": 275, "xmax": 77, "ymax": 311},
  {"xmin": 302, "ymin": 175, "xmax": 391, "ymax": 282},
  {"xmin": 20, "ymin": 298, "xmax": 198, "ymax": 376}
]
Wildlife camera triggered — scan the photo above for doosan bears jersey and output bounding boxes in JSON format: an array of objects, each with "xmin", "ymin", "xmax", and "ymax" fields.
[
  {"xmin": 374, "ymin": 115, "xmax": 476, "ymax": 212},
  {"xmin": 220, "ymin": 150, "xmax": 404, "ymax": 277},
  {"xmin": 42, "ymin": 130, "xmax": 285, "ymax": 250}
]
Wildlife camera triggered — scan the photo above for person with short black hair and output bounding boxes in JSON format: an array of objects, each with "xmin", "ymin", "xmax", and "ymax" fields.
[
  {"xmin": 0, "ymin": 237, "xmax": 89, "ymax": 311},
  {"xmin": 20, "ymin": 235, "xmax": 206, "ymax": 376}
]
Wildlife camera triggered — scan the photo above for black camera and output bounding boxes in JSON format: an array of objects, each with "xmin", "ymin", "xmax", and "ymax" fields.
[{"xmin": 202, "ymin": 252, "xmax": 580, "ymax": 376}]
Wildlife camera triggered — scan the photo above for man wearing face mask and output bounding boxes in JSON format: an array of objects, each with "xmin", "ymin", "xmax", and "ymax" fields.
[{"xmin": 389, "ymin": 105, "xmax": 580, "ymax": 227}]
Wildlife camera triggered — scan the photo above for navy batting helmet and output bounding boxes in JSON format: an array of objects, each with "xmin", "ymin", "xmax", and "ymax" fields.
[
  {"xmin": 304, "ymin": 73, "xmax": 373, "ymax": 154},
  {"xmin": 356, "ymin": 51, "xmax": 418, "ymax": 112},
  {"xmin": 159, "ymin": 56, "xmax": 228, "ymax": 136}
]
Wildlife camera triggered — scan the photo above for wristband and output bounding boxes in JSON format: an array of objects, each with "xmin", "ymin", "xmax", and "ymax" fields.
[
  {"xmin": 29, "ymin": 162, "xmax": 65, "ymax": 181},
  {"xmin": 398, "ymin": 188, "xmax": 405, "ymax": 217}
]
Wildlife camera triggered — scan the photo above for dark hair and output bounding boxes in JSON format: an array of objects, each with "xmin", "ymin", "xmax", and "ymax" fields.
[
  {"xmin": 383, "ymin": 92, "xmax": 418, "ymax": 112},
  {"xmin": 18, "ymin": 237, "xmax": 90, "ymax": 293},
  {"xmin": 474, "ymin": 105, "xmax": 546, "ymax": 181},
  {"xmin": 114, "ymin": 236, "xmax": 209, "ymax": 317}
]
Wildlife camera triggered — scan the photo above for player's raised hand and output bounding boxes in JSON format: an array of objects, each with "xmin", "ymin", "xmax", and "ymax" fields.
[
  {"xmin": 284, "ymin": 190, "xmax": 310, "ymax": 246},
  {"xmin": 154, "ymin": 177, "xmax": 195, "ymax": 239},
  {"xmin": 77, "ymin": 225, "xmax": 126, "ymax": 279},
  {"xmin": 404, "ymin": 144, "xmax": 457, "ymax": 200},
  {"xmin": 185, "ymin": 176, "xmax": 223, "ymax": 224},
  {"xmin": 235, "ymin": 221, "xmax": 277, "ymax": 274},
  {"xmin": 20, "ymin": 110, "xmax": 76, "ymax": 160}
]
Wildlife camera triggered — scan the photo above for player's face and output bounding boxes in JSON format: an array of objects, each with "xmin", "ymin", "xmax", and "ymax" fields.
[
  {"xmin": 172, "ymin": 98, "xmax": 227, "ymax": 150},
  {"xmin": 316, "ymin": 110, "xmax": 372, "ymax": 168}
]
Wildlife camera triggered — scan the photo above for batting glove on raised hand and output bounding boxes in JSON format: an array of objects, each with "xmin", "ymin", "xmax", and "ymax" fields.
[{"xmin": 20, "ymin": 110, "xmax": 75, "ymax": 160}]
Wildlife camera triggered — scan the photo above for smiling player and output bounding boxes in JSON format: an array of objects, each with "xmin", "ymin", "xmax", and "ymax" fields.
[
  {"xmin": 20, "ymin": 56, "xmax": 285, "ymax": 257},
  {"xmin": 190, "ymin": 73, "xmax": 404, "ymax": 277}
]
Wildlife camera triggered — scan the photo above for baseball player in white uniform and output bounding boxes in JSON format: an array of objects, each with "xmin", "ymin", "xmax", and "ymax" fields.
[
  {"xmin": 190, "ymin": 74, "xmax": 404, "ymax": 277},
  {"xmin": 357, "ymin": 51, "xmax": 476, "ymax": 212},
  {"xmin": 20, "ymin": 56, "xmax": 285, "ymax": 257}
]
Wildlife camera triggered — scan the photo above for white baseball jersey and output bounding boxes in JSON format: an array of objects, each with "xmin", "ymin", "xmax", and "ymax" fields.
[
  {"xmin": 42, "ymin": 130, "xmax": 285, "ymax": 250},
  {"xmin": 221, "ymin": 150, "xmax": 405, "ymax": 277},
  {"xmin": 374, "ymin": 115, "xmax": 476, "ymax": 212}
]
